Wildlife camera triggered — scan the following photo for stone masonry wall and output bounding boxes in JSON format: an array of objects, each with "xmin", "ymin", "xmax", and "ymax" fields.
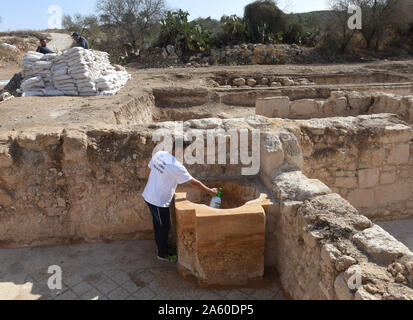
[
  {"xmin": 1, "ymin": 114, "xmax": 413, "ymax": 299},
  {"xmin": 256, "ymin": 91, "xmax": 413, "ymax": 122},
  {"xmin": 299, "ymin": 114, "xmax": 413, "ymax": 221}
]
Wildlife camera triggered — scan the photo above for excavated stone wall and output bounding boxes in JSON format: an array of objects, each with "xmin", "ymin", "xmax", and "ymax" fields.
[
  {"xmin": 1, "ymin": 114, "xmax": 412, "ymax": 299},
  {"xmin": 300, "ymin": 115, "xmax": 413, "ymax": 221},
  {"xmin": 256, "ymin": 91, "xmax": 413, "ymax": 122}
]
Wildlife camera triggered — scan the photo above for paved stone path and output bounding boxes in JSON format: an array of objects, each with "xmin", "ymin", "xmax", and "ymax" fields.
[
  {"xmin": 377, "ymin": 219, "xmax": 413, "ymax": 251},
  {"xmin": 0, "ymin": 240, "xmax": 285, "ymax": 300}
]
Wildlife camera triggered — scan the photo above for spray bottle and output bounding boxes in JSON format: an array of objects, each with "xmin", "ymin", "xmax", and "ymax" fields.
[{"xmin": 210, "ymin": 188, "xmax": 223, "ymax": 209}]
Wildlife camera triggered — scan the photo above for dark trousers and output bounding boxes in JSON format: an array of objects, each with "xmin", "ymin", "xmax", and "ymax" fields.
[{"xmin": 145, "ymin": 201, "xmax": 171, "ymax": 258}]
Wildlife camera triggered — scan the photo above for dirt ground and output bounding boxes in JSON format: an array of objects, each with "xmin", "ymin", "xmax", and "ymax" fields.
[
  {"xmin": 0, "ymin": 62, "xmax": 20, "ymax": 82},
  {"xmin": 1, "ymin": 59, "xmax": 413, "ymax": 135}
]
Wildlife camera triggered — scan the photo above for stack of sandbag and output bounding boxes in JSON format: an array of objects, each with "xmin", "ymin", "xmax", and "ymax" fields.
[
  {"xmin": 19, "ymin": 47, "xmax": 131, "ymax": 97},
  {"xmin": 20, "ymin": 76, "xmax": 45, "ymax": 96},
  {"xmin": 21, "ymin": 51, "xmax": 44, "ymax": 79}
]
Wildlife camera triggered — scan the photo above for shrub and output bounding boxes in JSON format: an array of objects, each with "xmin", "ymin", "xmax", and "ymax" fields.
[{"xmin": 157, "ymin": 10, "xmax": 212, "ymax": 55}]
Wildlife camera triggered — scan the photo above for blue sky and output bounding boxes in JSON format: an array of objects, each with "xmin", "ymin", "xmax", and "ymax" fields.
[{"xmin": 0, "ymin": 0, "xmax": 328, "ymax": 32}]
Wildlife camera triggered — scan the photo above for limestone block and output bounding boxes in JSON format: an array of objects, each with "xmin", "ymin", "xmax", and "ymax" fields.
[
  {"xmin": 346, "ymin": 91, "xmax": 373, "ymax": 113},
  {"xmin": 381, "ymin": 124, "xmax": 413, "ymax": 144},
  {"xmin": 233, "ymin": 78, "xmax": 246, "ymax": 86},
  {"xmin": 270, "ymin": 82, "xmax": 281, "ymax": 87},
  {"xmin": 348, "ymin": 189, "xmax": 375, "ymax": 208},
  {"xmin": 246, "ymin": 78, "xmax": 256, "ymax": 86},
  {"xmin": 278, "ymin": 131, "xmax": 303, "ymax": 170},
  {"xmin": 188, "ymin": 118, "xmax": 223, "ymax": 129},
  {"xmin": 380, "ymin": 166, "xmax": 396, "ymax": 185},
  {"xmin": 387, "ymin": 144, "xmax": 410, "ymax": 165},
  {"xmin": 358, "ymin": 168, "xmax": 380, "ymax": 189},
  {"xmin": 353, "ymin": 225, "xmax": 410, "ymax": 265},
  {"xmin": 260, "ymin": 133, "xmax": 284, "ymax": 177},
  {"xmin": 290, "ymin": 99, "xmax": 319, "ymax": 117},
  {"xmin": 335, "ymin": 176, "xmax": 358, "ymax": 189},
  {"xmin": 256, "ymin": 96, "xmax": 290, "ymax": 118},
  {"xmin": 374, "ymin": 182, "xmax": 411, "ymax": 205},
  {"xmin": 370, "ymin": 93, "xmax": 402, "ymax": 115},
  {"xmin": 279, "ymin": 77, "xmax": 294, "ymax": 86},
  {"xmin": 273, "ymin": 171, "xmax": 331, "ymax": 202},
  {"xmin": 174, "ymin": 183, "xmax": 270, "ymax": 287}
]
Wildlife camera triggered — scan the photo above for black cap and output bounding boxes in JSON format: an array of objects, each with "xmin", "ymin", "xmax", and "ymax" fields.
[{"xmin": 72, "ymin": 32, "xmax": 79, "ymax": 37}]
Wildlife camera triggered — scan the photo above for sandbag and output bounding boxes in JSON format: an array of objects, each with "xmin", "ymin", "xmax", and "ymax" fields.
[{"xmin": 22, "ymin": 90, "xmax": 45, "ymax": 97}]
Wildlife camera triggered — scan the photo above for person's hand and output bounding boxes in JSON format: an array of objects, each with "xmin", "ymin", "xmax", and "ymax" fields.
[{"xmin": 209, "ymin": 188, "xmax": 218, "ymax": 196}]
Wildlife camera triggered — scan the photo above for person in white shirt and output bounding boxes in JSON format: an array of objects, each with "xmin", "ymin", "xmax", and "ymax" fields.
[{"xmin": 142, "ymin": 138, "xmax": 217, "ymax": 263}]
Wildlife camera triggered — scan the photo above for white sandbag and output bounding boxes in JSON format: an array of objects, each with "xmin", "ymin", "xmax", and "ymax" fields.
[
  {"xmin": 72, "ymin": 73, "xmax": 89, "ymax": 80},
  {"xmin": 53, "ymin": 67, "xmax": 68, "ymax": 76},
  {"xmin": 69, "ymin": 65, "xmax": 88, "ymax": 73},
  {"xmin": 55, "ymin": 84, "xmax": 77, "ymax": 90},
  {"xmin": 78, "ymin": 87, "xmax": 96, "ymax": 93},
  {"xmin": 64, "ymin": 47, "xmax": 84, "ymax": 55},
  {"xmin": 45, "ymin": 88, "xmax": 64, "ymax": 96},
  {"xmin": 62, "ymin": 90, "xmax": 78, "ymax": 96},
  {"xmin": 41, "ymin": 53, "xmax": 58, "ymax": 61},
  {"xmin": 22, "ymin": 51, "xmax": 44, "ymax": 61},
  {"xmin": 53, "ymin": 74, "xmax": 72, "ymax": 81},
  {"xmin": 22, "ymin": 90, "xmax": 45, "ymax": 97},
  {"xmin": 21, "ymin": 76, "xmax": 44, "ymax": 90}
]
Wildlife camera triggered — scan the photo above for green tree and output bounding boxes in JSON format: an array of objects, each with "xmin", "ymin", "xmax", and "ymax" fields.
[
  {"xmin": 62, "ymin": 14, "xmax": 102, "ymax": 49},
  {"xmin": 96, "ymin": 0, "xmax": 166, "ymax": 50},
  {"xmin": 243, "ymin": 0, "xmax": 286, "ymax": 42}
]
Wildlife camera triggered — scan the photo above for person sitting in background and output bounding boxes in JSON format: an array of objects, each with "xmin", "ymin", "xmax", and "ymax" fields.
[
  {"xmin": 36, "ymin": 39, "xmax": 54, "ymax": 54},
  {"xmin": 71, "ymin": 32, "xmax": 90, "ymax": 49}
]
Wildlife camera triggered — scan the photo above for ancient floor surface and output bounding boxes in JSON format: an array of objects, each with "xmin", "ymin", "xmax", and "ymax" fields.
[
  {"xmin": 0, "ymin": 240, "xmax": 285, "ymax": 300},
  {"xmin": 377, "ymin": 219, "xmax": 413, "ymax": 251}
]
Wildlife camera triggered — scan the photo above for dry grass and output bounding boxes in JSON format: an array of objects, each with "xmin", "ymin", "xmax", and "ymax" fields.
[{"xmin": 0, "ymin": 30, "xmax": 50, "ymax": 40}]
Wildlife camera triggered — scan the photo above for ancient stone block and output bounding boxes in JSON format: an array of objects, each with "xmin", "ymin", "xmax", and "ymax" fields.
[
  {"xmin": 335, "ymin": 176, "xmax": 358, "ymax": 189},
  {"xmin": 174, "ymin": 182, "xmax": 273, "ymax": 287},
  {"xmin": 382, "ymin": 124, "xmax": 413, "ymax": 144},
  {"xmin": 274, "ymin": 171, "xmax": 331, "ymax": 202},
  {"xmin": 358, "ymin": 168, "xmax": 380, "ymax": 189},
  {"xmin": 374, "ymin": 182, "xmax": 411, "ymax": 204},
  {"xmin": 255, "ymin": 96, "xmax": 290, "ymax": 118},
  {"xmin": 346, "ymin": 91, "xmax": 373, "ymax": 113},
  {"xmin": 380, "ymin": 166, "xmax": 396, "ymax": 185},
  {"xmin": 246, "ymin": 78, "xmax": 256, "ymax": 86},
  {"xmin": 260, "ymin": 133, "xmax": 284, "ymax": 177},
  {"xmin": 387, "ymin": 144, "xmax": 410, "ymax": 165},
  {"xmin": 353, "ymin": 225, "xmax": 410, "ymax": 265},
  {"xmin": 290, "ymin": 99, "xmax": 319, "ymax": 117},
  {"xmin": 233, "ymin": 78, "xmax": 246, "ymax": 86},
  {"xmin": 348, "ymin": 189, "xmax": 375, "ymax": 208}
]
